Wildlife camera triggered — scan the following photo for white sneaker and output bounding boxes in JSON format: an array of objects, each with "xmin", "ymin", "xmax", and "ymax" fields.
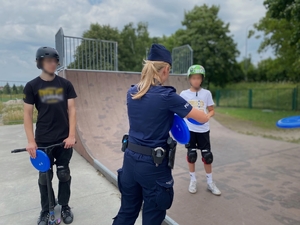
[
  {"xmin": 188, "ymin": 180, "xmax": 197, "ymax": 194},
  {"xmin": 207, "ymin": 182, "xmax": 221, "ymax": 196}
]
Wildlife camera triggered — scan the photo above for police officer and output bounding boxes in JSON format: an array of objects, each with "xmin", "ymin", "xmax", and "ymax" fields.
[{"xmin": 112, "ymin": 44, "xmax": 211, "ymax": 225}]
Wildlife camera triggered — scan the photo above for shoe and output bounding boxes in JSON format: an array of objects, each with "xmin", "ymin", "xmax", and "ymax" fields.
[
  {"xmin": 189, "ymin": 180, "xmax": 197, "ymax": 194},
  {"xmin": 37, "ymin": 211, "xmax": 49, "ymax": 225},
  {"xmin": 207, "ymin": 182, "xmax": 221, "ymax": 196},
  {"xmin": 61, "ymin": 205, "xmax": 74, "ymax": 224}
]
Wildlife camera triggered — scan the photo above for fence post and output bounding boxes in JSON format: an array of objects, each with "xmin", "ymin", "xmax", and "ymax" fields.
[
  {"xmin": 292, "ymin": 88, "xmax": 297, "ymax": 111},
  {"xmin": 216, "ymin": 90, "xmax": 220, "ymax": 107},
  {"xmin": 296, "ymin": 86, "xmax": 298, "ymax": 111},
  {"xmin": 248, "ymin": 89, "xmax": 252, "ymax": 109}
]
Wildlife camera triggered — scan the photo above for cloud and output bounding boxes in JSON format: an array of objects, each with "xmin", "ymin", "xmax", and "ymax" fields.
[{"xmin": 0, "ymin": 0, "xmax": 268, "ymax": 81}]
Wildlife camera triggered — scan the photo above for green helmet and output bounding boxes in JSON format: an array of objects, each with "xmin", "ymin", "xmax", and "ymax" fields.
[{"xmin": 187, "ymin": 65, "xmax": 205, "ymax": 78}]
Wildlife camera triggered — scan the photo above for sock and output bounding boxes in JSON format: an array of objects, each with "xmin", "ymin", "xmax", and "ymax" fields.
[
  {"xmin": 206, "ymin": 173, "xmax": 213, "ymax": 184},
  {"xmin": 190, "ymin": 172, "xmax": 196, "ymax": 181}
]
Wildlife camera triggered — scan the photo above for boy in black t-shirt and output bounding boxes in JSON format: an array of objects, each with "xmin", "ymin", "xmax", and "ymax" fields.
[{"xmin": 23, "ymin": 47, "xmax": 77, "ymax": 225}]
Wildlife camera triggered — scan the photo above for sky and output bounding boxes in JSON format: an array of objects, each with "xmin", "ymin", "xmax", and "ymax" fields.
[{"xmin": 0, "ymin": 0, "xmax": 271, "ymax": 83}]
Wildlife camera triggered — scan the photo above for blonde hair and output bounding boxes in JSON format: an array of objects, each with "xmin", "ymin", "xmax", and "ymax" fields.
[{"xmin": 132, "ymin": 60, "xmax": 169, "ymax": 99}]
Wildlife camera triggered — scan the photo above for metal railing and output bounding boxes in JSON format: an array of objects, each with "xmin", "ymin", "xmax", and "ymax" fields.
[
  {"xmin": 55, "ymin": 28, "xmax": 118, "ymax": 71},
  {"xmin": 171, "ymin": 45, "xmax": 193, "ymax": 74}
]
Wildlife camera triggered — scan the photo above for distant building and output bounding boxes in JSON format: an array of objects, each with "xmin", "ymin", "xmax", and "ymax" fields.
[{"xmin": 0, "ymin": 86, "xmax": 3, "ymax": 91}]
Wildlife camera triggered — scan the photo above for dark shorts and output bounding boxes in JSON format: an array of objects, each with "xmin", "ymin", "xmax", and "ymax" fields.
[
  {"xmin": 36, "ymin": 142, "xmax": 73, "ymax": 168},
  {"xmin": 188, "ymin": 131, "xmax": 211, "ymax": 151}
]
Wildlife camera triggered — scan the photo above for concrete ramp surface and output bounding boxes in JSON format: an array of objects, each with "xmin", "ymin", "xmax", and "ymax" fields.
[{"xmin": 65, "ymin": 70, "xmax": 300, "ymax": 225}]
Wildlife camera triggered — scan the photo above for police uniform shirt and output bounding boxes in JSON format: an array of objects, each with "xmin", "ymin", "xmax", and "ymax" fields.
[
  {"xmin": 127, "ymin": 85, "xmax": 193, "ymax": 148},
  {"xmin": 23, "ymin": 75, "xmax": 77, "ymax": 144}
]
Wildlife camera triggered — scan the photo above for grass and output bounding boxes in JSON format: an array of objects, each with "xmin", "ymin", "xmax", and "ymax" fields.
[
  {"xmin": 0, "ymin": 102, "xmax": 4, "ymax": 112},
  {"xmin": 1, "ymin": 103, "xmax": 37, "ymax": 125},
  {"xmin": 0, "ymin": 94, "xmax": 23, "ymax": 102},
  {"xmin": 210, "ymin": 82, "xmax": 300, "ymax": 91},
  {"xmin": 214, "ymin": 107, "xmax": 300, "ymax": 143},
  {"xmin": 215, "ymin": 107, "xmax": 299, "ymax": 130},
  {"xmin": 210, "ymin": 82, "xmax": 299, "ymax": 111}
]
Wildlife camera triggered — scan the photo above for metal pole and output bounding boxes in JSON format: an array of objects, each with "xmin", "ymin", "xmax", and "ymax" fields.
[
  {"xmin": 78, "ymin": 38, "xmax": 80, "ymax": 69},
  {"xmin": 85, "ymin": 40, "xmax": 87, "ymax": 70},
  {"xmin": 100, "ymin": 41, "xmax": 102, "ymax": 70},
  {"xmin": 110, "ymin": 42, "xmax": 112, "ymax": 70},
  {"xmin": 63, "ymin": 37, "xmax": 66, "ymax": 69},
  {"xmin": 81, "ymin": 39, "xmax": 83, "ymax": 69},
  {"xmin": 115, "ymin": 42, "xmax": 118, "ymax": 71},
  {"xmin": 245, "ymin": 24, "xmax": 252, "ymax": 81},
  {"xmin": 96, "ymin": 40, "xmax": 99, "ymax": 70},
  {"xmin": 89, "ymin": 40, "xmax": 91, "ymax": 70},
  {"xmin": 69, "ymin": 38, "xmax": 71, "ymax": 68},
  {"xmin": 104, "ymin": 42, "xmax": 106, "ymax": 70},
  {"xmin": 92, "ymin": 41, "xmax": 95, "ymax": 70}
]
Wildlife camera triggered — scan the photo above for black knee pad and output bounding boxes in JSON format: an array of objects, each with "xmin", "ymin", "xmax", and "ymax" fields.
[
  {"xmin": 38, "ymin": 170, "xmax": 53, "ymax": 185},
  {"xmin": 57, "ymin": 166, "xmax": 71, "ymax": 182},
  {"xmin": 201, "ymin": 150, "xmax": 213, "ymax": 164},
  {"xmin": 187, "ymin": 149, "xmax": 198, "ymax": 163}
]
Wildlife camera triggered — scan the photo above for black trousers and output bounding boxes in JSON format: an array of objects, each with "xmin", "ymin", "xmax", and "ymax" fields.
[{"xmin": 37, "ymin": 143, "xmax": 73, "ymax": 212}]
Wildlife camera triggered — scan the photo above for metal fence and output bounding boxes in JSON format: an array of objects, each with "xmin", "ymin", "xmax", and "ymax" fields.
[
  {"xmin": 215, "ymin": 87, "xmax": 299, "ymax": 111},
  {"xmin": 171, "ymin": 45, "xmax": 193, "ymax": 74},
  {"xmin": 55, "ymin": 27, "xmax": 118, "ymax": 71}
]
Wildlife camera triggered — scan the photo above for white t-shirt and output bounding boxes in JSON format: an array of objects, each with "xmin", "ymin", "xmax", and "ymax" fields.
[{"xmin": 180, "ymin": 88, "xmax": 214, "ymax": 133}]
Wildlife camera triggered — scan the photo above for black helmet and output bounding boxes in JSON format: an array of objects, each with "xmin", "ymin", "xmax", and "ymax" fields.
[{"xmin": 36, "ymin": 47, "xmax": 59, "ymax": 69}]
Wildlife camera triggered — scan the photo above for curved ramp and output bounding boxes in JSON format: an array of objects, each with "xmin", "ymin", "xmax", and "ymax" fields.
[
  {"xmin": 65, "ymin": 69, "xmax": 300, "ymax": 225},
  {"xmin": 66, "ymin": 70, "xmax": 188, "ymax": 173}
]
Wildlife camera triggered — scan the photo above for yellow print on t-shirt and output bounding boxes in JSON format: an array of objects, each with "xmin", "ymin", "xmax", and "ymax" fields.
[
  {"xmin": 188, "ymin": 100, "xmax": 205, "ymax": 112},
  {"xmin": 38, "ymin": 87, "xmax": 64, "ymax": 104}
]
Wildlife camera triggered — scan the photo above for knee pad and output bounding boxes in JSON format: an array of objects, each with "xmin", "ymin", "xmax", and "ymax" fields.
[
  {"xmin": 38, "ymin": 171, "xmax": 53, "ymax": 185},
  {"xmin": 187, "ymin": 149, "xmax": 198, "ymax": 163},
  {"xmin": 57, "ymin": 166, "xmax": 71, "ymax": 182},
  {"xmin": 201, "ymin": 150, "xmax": 213, "ymax": 164}
]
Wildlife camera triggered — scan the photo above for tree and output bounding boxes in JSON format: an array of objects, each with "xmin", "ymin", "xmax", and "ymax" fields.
[
  {"xmin": 69, "ymin": 22, "xmax": 152, "ymax": 72},
  {"xmin": 253, "ymin": 0, "xmax": 300, "ymax": 82},
  {"xmin": 69, "ymin": 23, "xmax": 120, "ymax": 70},
  {"xmin": 12, "ymin": 84, "xmax": 18, "ymax": 94},
  {"xmin": 264, "ymin": 0, "xmax": 300, "ymax": 53},
  {"xmin": 118, "ymin": 22, "xmax": 152, "ymax": 71},
  {"xmin": 18, "ymin": 85, "xmax": 24, "ymax": 94},
  {"xmin": 3, "ymin": 83, "xmax": 11, "ymax": 94},
  {"xmin": 166, "ymin": 5, "xmax": 240, "ymax": 88}
]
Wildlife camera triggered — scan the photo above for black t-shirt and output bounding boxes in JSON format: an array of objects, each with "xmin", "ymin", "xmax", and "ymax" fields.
[{"xmin": 23, "ymin": 75, "xmax": 77, "ymax": 144}]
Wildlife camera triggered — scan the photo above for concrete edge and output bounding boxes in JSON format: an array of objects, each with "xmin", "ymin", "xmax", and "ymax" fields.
[{"xmin": 93, "ymin": 159, "xmax": 179, "ymax": 225}]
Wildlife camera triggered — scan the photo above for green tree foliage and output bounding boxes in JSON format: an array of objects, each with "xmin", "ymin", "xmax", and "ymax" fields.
[
  {"xmin": 118, "ymin": 22, "xmax": 151, "ymax": 71},
  {"xmin": 254, "ymin": 0, "xmax": 300, "ymax": 82},
  {"xmin": 264, "ymin": 0, "xmax": 300, "ymax": 53},
  {"xmin": 12, "ymin": 84, "xmax": 18, "ymax": 94},
  {"xmin": 69, "ymin": 22, "xmax": 151, "ymax": 72},
  {"xmin": 161, "ymin": 5, "xmax": 242, "ymax": 87},
  {"xmin": 18, "ymin": 85, "xmax": 24, "ymax": 94},
  {"xmin": 69, "ymin": 23, "xmax": 120, "ymax": 70},
  {"xmin": 3, "ymin": 83, "xmax": 11, "ymax": 94}
]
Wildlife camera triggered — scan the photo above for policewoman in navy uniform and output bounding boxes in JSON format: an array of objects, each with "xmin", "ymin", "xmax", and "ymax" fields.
[{"xmin": 112, "ymin": 44, "xmax": 210, "ymax": 225}]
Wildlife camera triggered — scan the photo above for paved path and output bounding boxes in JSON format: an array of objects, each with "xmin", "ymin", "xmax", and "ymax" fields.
[
  {"xmin": 169, "ymin": 118, "xmax": 300, "ymax": 225},
  {"xmin": 0, "ymin": 125, "xmax": 142, "ymax": 225}
]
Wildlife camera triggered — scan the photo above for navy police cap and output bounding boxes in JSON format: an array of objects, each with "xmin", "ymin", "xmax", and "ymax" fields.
[{"xmin": 148, "ymin": 44, "xmax": 172, "ymax": 66}]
